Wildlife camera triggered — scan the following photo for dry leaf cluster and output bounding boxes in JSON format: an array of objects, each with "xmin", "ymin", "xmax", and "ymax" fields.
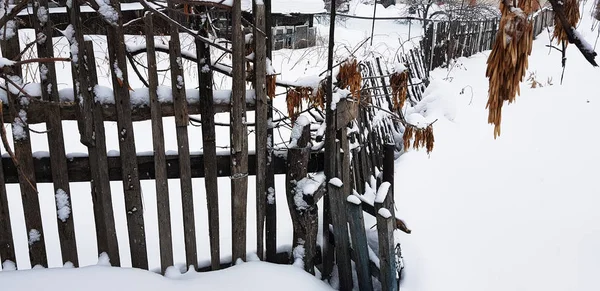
[
  {"xmin": 267, "ymin": 75, "xmax": 277, "ymax": 99},
  {"xmin": 285, "ymin": 82, "xmax": 326, "ymax": 122},
  {"xmin": 390, "ymin": 71, "xmax": 409, "ymax": 110},
  {"xmin": 553, "ymin": 0, "xmax": 580, "ymax": 46},
  {"xmin": 402, "ymin": 125, "xmax": 435, "ymax": 154},
  {"xmin": 485, "ymin": 0, "xmax": 534, "ymax": 138},
  {"xmin": 336, "ymin": 59, "xmax": 362, "ymax": 100}
]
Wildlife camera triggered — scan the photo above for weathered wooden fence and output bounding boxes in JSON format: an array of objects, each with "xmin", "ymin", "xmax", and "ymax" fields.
[
  {"xmin": 422, "ymin": 8, "xmax": 554, "ymax": 70},
  {"xmin": 0, "ymin": 1, "xmax": 413, "ymax": 291}
]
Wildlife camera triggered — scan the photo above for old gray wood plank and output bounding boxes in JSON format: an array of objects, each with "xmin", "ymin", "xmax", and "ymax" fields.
[
  {"xmin": 84, "ymin": 40, "xmax": 120, "ymax": 266},
  {"xmin": 1, "ymin": 33, "xmax": 47, "ymax": 268},
  {"xmin": 35, "ymin": 0, "xmax": 78, "ymax": 267},
  {"xmin": 253, "ymin": 0, "xmax": 268, "ymax": 262},
  {"xmin": 106, "ymin": 0, "xmax": 147, "ymax": 269},
  {"xmin": 144, "ymin": 14, "xmax": 173, "ymax": 273},
  {"xmin": 167, "ymin": 1, "xmax": 197, "ymax": 270},
  {"xmin": 197, "ymin": 32, "xmax": 220, "ymax": 270},
  {"xmin": 230, "ymin": 0, "xmax": 249, "ymax": 263}
]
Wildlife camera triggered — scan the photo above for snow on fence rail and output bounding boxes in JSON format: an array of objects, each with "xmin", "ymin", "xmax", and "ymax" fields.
[{"xmin": 0, "ymin": 2, "xmax": 413, "ymax": 291}]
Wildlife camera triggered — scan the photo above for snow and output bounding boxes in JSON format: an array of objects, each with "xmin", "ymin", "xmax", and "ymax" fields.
[
  {"xmin": 328, "ymin": 177, "xmax": 343, "ymax": 187},
  {"xmin": 12, "ymin": 109, "xmax": 28, "ymax": 141},
  {"xmin": 96, "ymin": 0, "xmax": 119, "ymax": 26},
  {"xmin": 346, "ymin": 194, "xmax": 362, "ymax": 205},
  {"xmin": 0, "ymin": 2, "xmax": 598, "ymax": 291},
  {"xmin": 2, "ymin": 260, "xmax": 16, "ymax": 271},
  {"xmin": 0, "ymin": 261, "xmax": 333, "ymax": 291},
  {"xmin": 289, "ymin": 115, "xmax": 310, "ymax": 148},
  {"xmin": 393, "ymin": 3, "xmax": 600, "ymax": 291},
  {"xmin": 292, "ymin": 244, "xmax": 305, "ymax": 268},
  {"xmin": 375, "ymin": 181, "xmax": 391, "ymax": 204},
  {"xmin": 36, "ymin": 6, "xmax": 48, "ymax": 25},
  {"xmin": 28, "ymin": 229, "xmax": 41, "ymax": 246},
  {"xmin": 241, "ymin": 0, "xmax": 325, "ymax": 14},
  {"xmin": 377, "ymin": 208, "xmax": 392, "ymax": 219},
  {"xmin": 0, "ymin": 57, "xmax": 15, "ymax": 68},
  {"xmin": 55, "ymin": 189, "xmax": 71, "ymax": 223},
  {"xmin": 97, "ymin": 252, "xmax": 111, "ymax": 266}
]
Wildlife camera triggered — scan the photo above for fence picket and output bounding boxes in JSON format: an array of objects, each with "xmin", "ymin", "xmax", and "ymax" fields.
[
  {"xmin": 0, "ymin": 147, "xmax": 15, "ymax": 268},
  {"xmin": 167, "ymin": 1, "xmax": 198, "ymax": 270},
  {"xmin": 106, "ymin": 0, "xmax": 147, "ymax": 269},
  {"xmin": 34, "ymin": 0, "xmax": 78, "ymax": 267},
  {"xmin": 197, "ymin": 31, "xmax": 221, "ymax": 271},
  {"xmin": 1, "ymin": 33, "xmax": 47, "ymax": 268},
  {"xmin": 144, "ymin": 14, "xmax": 173, "ymax": 274},
  {"xmin": 83, "ymin": 41, "xmax": 120, "ymax": 266}
]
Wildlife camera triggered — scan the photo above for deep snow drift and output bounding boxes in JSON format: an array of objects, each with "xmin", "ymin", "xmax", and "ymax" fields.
[
  {"xmin": 394, "ymin": 6, "xmax": 600, "ymax": 291},
  {"xmin": 0, "ymin": 260, "xmax": 334, "ymax": 291}
]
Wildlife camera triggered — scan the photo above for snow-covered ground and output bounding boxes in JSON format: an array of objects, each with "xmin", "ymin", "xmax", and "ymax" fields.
[
  {"xmin": 394, "ymin": 5, "xmax": 600, "ymax": 291},
  {"xmin": 2, "ymin": 0, "xmax": 600, "ymax": 290},
  {"xmin": 1, "ymin": 259, "xmax": 334, "ymax": 291}
]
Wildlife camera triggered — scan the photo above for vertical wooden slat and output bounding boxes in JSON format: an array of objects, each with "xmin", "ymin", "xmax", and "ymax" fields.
[
  {"xmin": 0, "ymin": 147, "xmax": 16, "ymax": 268},
  {"xmin": 34, "ymin": 0, "xmax": 78, "ymax": 267},
  {"xmin": 376, "ymin": 144, "xmax": 398, "ymax": 291},
  {"xmin": 253, "ymin": 0, "xmax": 268, "ymax": 262},
  {"xmin": 285, "ymin": 125, "xmax": 317, "ymax": 274},
  {"xmin": 197, "ymin": 31, "xmax": 220, "ymax": 270},
  {"xmin": 144, "ymin": 14, "xmax": 173, "ymax": 273},
  {"xmin": 375, "ymin": 194, "xmax": 397, "ymax": 291},
  {"xmin": 231, "ymin": 0, "xmax": 249, "ymax": 263},
  {"xmin": 347, "ymin": 197, "xmax": 374, "ymax": 291},
  {"xmin": 264, "ymin": 0, "xmax": 278, "ymax": 263},
  {"xmin": 325, "ymin": 1, "xmax": 351, "ymax": 287},
  {"xmin": 1, "ymin": 32, "xmax": 47, "ymax": 268},
  {"xmin": 382, "ymin": 144, "xmax": 395, "ymax": 220},
  {"xmin": 167, "ymin": 1, "xmax": 197, "ymax": 270},
  {"xmin": 66, "ymin": 0, "xmax": 94, "ymax": 147},
  {"xmin": 84, "ymin": 41, "xmax": 120, "ymax": 266},
  {"xmin": 106, "ymin": 0, "xmax": 147, "ymax": 269}
]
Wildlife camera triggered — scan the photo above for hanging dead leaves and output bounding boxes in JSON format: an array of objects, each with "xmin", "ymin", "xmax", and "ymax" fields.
[
  {"xmin": 390, "ymin": 70, "xmax": 409, "ymax": 110},
  {"xmin": 402, "ymin": 125, "xmax": 435, "ymax": 154},
  {"xmin": 285, "ymin": 58, "xmax": 360, "ymax": 122},
  {"xmin": 337, "ymin": 58, "xmax": 362, "ymax": 101},
  {"xmin": 485, "ymin": 0, "xmax": 534, "ymax": 138},
  {"xmin": 552, "ymin": 0, "xmax": 580, "ymax": 47},
  {"xmin": 267, "ymin": 75, "xmax": 277, "ymax": 99}
]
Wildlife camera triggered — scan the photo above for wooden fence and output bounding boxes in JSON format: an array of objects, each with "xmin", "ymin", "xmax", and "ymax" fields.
[
  {"xmin": 422, "ymin": 8, "xmax": 554, "ymax": 71},
  {"xmin": 0, "ymin": 1, "xmax": 415, "ymax": 291}
]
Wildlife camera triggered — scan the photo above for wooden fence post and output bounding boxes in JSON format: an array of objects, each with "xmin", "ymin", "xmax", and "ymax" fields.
[
  {"xmin": 106, "ymin": 0, "xmax": 147, "ymax": 269},
  {"xmin": 167, "ymin": 1, "xmax": 197, "ymax": 270},
  {"xmin": 35, "ymin": 0, "xmax": 78, "ymax": 267},
  {"xmin": 375, "ymin": 144, "xmax": 398, "ymax": 291},
  {"xmin": 1, "ymin": 30, "xmax": 47, "ymax": 268},
  {"xmin": 144, "ymin": 14, "xmax": 173, "ymax": 273},
  {"xmin": 263, "ymin": 0, "xmax": 278, "ymax": 264},
  {"xmin": 83, "ymin": 41, "xmax": 120, "ymax": 266},
  {"xmin": 347, "ymin": 195, "xmax": 374, "ymax": 291},
  {"xmin": 231, "ymin": 0, "xmax": 249, "ymax": 263},
  {"xmin": 286, "ymin": 124, "xmax": 318, "ymax": 273},
  {"xmin": 0, "ymin": 149, "xmax": 15, "ymax": 269},
  {"xmin": 198, "ymin": 28, "xmax": 221, "ymax": 270},
  {"xmin": 253, "ymin": 0, "xmax": 268, "ymax": 261}
]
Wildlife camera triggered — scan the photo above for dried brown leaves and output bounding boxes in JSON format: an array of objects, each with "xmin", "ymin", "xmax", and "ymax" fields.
[
  {"xmin": 267, "ymin": 75, "xmax": 277, "ymax": 99},
  {"xmin": 390, "ymin": 71, "xmax": 409, "ymax": 110},
  {"xmin": 553, "ymin": 0, "xmax": 580, "ymax": 46},
  {"xmin": 485, "ymin": 0, "xmax": 534, "ymax": 138},
  {"xmin": 402, "ymin": 125, "xmax": 435, "ymax": 154},
  {"xmin": 336, "ymin": 58, "xmax": 362, "ymax": 100}
]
